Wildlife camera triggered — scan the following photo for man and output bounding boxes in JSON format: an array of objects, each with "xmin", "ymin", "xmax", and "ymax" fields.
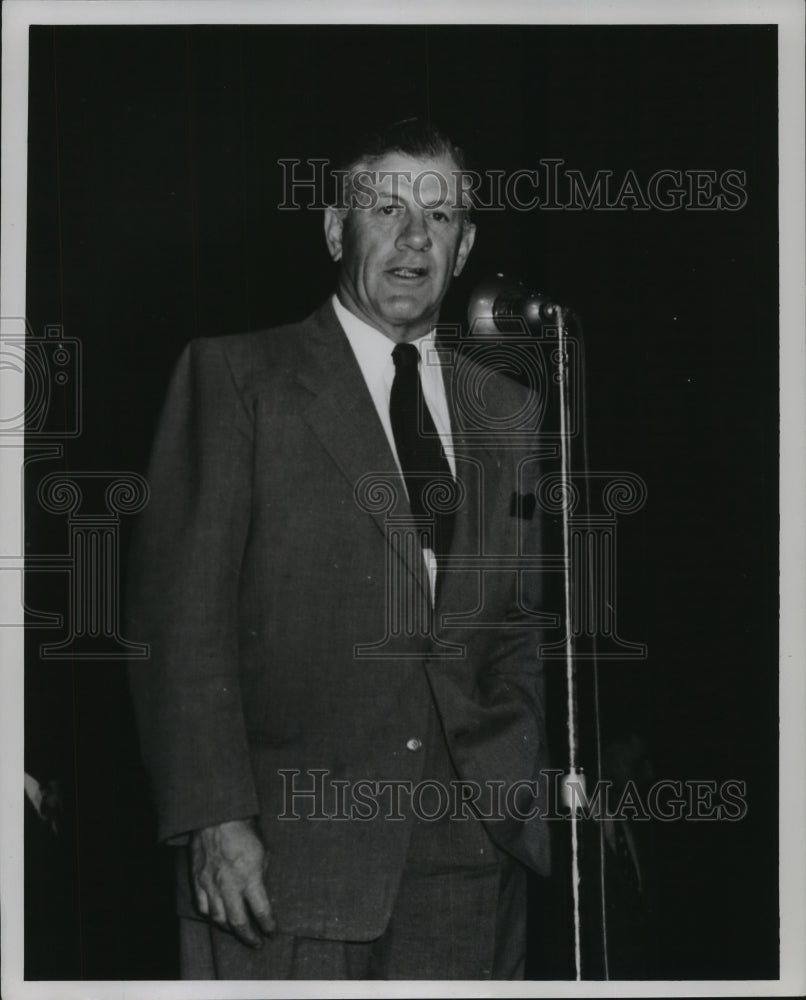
[{"xmin": 127, "ymin": 118, "xmax": 551, "ymax": 980}]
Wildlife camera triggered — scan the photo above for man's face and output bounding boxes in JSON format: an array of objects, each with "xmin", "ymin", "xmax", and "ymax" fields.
[{"xmin": 324, "ymin": 151, "xmax": 476, "ymax": 343}]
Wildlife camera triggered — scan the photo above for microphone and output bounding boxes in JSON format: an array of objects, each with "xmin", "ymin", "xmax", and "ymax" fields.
[{"xmin": 467, "ymin": 273, "xmax": 565, "ymax": 334}]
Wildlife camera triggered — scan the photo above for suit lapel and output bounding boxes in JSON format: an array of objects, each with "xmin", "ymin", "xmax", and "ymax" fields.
[
  {"xmin": 296, "ymin": 304, "xmax": 515, "ymax": 622},
  {"xmin": 297, "ymin": 300, "xmax": 429, "ymax": 601},
  {"xmin": 434, "ymin": 349, "xmax": 493, "ymax": 625}
]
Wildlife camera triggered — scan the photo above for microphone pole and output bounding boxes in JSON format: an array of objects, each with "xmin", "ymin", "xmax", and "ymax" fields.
[{"xmin": 468, "ymin": 275, "xmax": 609, "ymax": 982}]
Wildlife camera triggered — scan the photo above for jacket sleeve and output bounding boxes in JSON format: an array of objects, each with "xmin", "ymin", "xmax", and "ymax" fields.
[{"xmin": 125, "ymin": 337, "xmax": 260, "ymax": 842}]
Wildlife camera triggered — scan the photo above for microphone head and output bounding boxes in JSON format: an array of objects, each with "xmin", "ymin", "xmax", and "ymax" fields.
[
  {"xmin": 467, "ymin": 273, "xmax": 562, "ymax": 334},
  {"xmin": 467, "ymin": 273, "xmax": 521, "ymax": 334}
]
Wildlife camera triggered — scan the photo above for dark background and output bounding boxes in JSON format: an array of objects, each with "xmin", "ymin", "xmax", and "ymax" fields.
[{"xmin": 23, "ymin": 24, "xmax": 778, "ymax": 980}]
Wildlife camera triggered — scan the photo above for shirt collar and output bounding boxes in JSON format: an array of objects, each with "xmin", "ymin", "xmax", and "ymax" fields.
[{"xmin": 331, "ymin": 294, "xmax": 435, "ymax": 367}]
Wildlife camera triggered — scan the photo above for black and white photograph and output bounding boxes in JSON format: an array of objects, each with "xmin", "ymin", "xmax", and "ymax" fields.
[{"xmin": 1, "ymin": 1, "xmax": 804, "ymax": 996}]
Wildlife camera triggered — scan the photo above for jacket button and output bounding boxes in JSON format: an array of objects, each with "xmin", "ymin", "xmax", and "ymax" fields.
[{"xmin": 405, "ymin": 738, "xmax": 422, "ymax": 752}]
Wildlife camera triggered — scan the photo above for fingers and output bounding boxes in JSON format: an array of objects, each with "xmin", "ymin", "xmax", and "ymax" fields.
[
  {"xmin": 225, "ymin": 892, "xmax": 263, "ymax": 949},
  {"xmin": 190, "ymin": 823, "xmax": 275, "ymax": 947},
  {"xmin": 194, "ymin": 878, "xmax": 269, "ymax": 948},
  {"xmin": 244, "ymin": 879, "xmax": 277, "ymax": 936},
  {"xmin": 195, "ymin": 887, "xmax": 210, "ymax": 917},
  {"xmin": 207, "ymin": 891, "xmax": 228, "ymax": 931}
]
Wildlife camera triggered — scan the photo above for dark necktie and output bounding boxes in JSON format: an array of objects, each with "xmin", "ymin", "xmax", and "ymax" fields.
[{"xmin": 389, "ymin": 342, "xmax": 455, "ymax": 561}]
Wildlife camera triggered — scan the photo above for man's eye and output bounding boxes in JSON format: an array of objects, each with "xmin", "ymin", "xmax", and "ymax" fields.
[
  {"xmin": 431, "ymin": 210, "xmax": 449, "ymax": 222},
  {"xmin": 379, "ymin": 204, "xmax": 399, "ymax": 216}
]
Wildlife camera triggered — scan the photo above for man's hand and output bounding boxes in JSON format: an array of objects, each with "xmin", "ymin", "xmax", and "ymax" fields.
[{"xmin": 190, "ymin": 818, "xmax": 276, "ymax": 947}]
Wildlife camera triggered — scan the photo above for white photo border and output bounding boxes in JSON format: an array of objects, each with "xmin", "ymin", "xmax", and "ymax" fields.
[{"xmin": 1, "ymin": 2, "xmax": 803, "ymax": 998}]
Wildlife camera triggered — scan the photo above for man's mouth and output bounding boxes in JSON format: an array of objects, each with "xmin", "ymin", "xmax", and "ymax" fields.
[{"xmin": 387, "ymin": 266, "xmax": 428, "ymax": 280}]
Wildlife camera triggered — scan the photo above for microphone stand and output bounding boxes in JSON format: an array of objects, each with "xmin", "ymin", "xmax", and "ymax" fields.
[
  {"xmin": 549, "ymin": 302, "xmax": 609, "ymax": 982},
  {"xmin": 551, "ymin": 301, "xmax": 584, "ymax": 981},
  {"xmin": 468, "ymin": 277, "xmax": 610, "ymax": 981}
]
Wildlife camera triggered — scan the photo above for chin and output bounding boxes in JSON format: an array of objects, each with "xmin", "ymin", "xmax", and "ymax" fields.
[
  {"xmin": 382, "ymin": 297, "xmax": 434, "ymax": 321},
  {"xmin": 384, "ymin": 312, "xmax": 432, "ymax": 335}
]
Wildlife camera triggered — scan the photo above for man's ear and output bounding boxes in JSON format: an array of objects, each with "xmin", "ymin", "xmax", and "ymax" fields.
[
  {"xmin": 324, "ymin": 206, "xmax": 346, "ymax": 262},
  {"xmin": 453, "ymin": 220, "xmax": 477, "ymax": 277}
]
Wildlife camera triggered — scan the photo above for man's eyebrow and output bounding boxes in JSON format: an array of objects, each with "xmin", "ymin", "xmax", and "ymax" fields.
[{"xmin": 425, "ymin": 197, "xmax": 456, "ymax": 210}]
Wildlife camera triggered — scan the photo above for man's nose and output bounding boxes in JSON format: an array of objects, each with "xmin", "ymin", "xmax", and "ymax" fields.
[{"xmin": 395, "ymin": 212, "xmax": 431, "ymax": 251}]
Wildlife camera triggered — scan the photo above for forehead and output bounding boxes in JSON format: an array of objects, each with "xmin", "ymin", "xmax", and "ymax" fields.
[{"xmin": 352, "ymin": 151, "xmax": 466, "ymax": 208}]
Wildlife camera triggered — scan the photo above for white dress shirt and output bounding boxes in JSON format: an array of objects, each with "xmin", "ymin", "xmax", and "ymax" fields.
[{"xmin": 332, "ymin": 293, "xmax": 455, "ymax": 599}]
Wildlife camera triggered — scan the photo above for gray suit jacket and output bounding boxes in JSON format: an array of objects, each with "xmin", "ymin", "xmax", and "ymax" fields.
[{"xmin": 126, "ymin": 299, "xmax": 550, "ymax": 941}]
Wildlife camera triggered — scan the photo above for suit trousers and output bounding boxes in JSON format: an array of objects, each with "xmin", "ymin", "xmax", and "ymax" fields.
[
  {"xmin": 177, "ymin": 697, "xmax": 529, "ymax": 979},
  {"xmin": 178, "ymin": 848, "xmax": 527, "ymax": 980}
]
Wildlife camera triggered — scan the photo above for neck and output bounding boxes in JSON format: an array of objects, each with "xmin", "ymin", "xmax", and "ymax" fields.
[{"xmin": 334, "ymin": 290, "xmax": 436, "ymax": 344}]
